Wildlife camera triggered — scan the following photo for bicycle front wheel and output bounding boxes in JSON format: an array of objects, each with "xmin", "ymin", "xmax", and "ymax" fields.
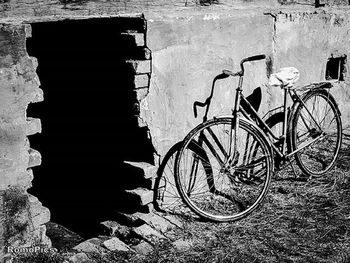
[
  {"xmin": 174, "ymin": 117, "xmax": 273, "ymax": 222},
  {"xmin": 291, "ymin": 89, "xmax": 342, "ymax": 177}
]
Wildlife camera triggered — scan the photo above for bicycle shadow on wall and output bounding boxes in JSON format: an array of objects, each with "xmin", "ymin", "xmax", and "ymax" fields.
[{"xmin": 153, "ymin": 74, "xmax": 265, "ymax": 218}]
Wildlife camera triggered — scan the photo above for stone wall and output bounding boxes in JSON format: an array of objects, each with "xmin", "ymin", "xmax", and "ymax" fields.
[
  {"xmin": 0, "ymin": 0, "xmax": 347, "ymax": 20},
  {"xmin": 0, "ymin": 0, "xmax": 280, "ymax": 20},
  {"xmin": 0, "ymin": 24, "xmax": 50, "ymax": 261}
]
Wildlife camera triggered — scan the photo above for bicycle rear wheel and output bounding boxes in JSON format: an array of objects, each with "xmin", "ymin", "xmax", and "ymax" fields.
[
  {"xmin": 174, "ymin": 117, "xmax": 273, "ymax": 222},
  {"xmin": 291, "ymin": 89, "xmax": 342, "ymax": 177}
]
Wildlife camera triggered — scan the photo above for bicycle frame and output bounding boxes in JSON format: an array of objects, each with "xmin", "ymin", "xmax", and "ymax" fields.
[
  {"xmin": 238, "ymin": 86, "xmax": 327, "ymax": 160},
  {"xmin": 192, "ymin": 55, "xmax": 330, "ymax": 166},
  {"xmin": 175, "ymin": 54, "xmax": 342, "ymax": 222}
]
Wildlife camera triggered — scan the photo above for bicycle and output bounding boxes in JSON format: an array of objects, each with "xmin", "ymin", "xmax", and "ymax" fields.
[{"xmin": 174, "ymin": 55, "xmax": 342, "ymax": 222}]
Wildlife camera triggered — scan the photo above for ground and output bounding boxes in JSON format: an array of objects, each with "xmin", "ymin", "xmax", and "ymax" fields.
[{"xmin": 12, "ymin": 131, "xmax": 350, "ymax": 263}]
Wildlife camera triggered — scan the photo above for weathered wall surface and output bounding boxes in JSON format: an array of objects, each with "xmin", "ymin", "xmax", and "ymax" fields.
[
  {"xmin": 0, "ymin": 0, "xmax": 280, "ymax": 22},
  {"xmin": 143, "ymin": 8, "xmax": 350, "ymax": 159},
  {"xmin": 0, "ymin": 1, "xmax": 350, "ymax": 257},
  {"xmin": 144, "ymin": 11, "xmax": 273, "ymax": 156},
  {"xmin": 273, "ymin": 10, "xmax": 350, "ymax": 126},
  {"xmin": 0, "ymin": 24, "xmax": 50, "ymax": 261}
]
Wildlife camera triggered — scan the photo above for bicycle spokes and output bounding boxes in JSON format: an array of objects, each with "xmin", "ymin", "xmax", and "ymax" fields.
[
  {"xmin": 175, "ymin": 118, "xmax": 272, "ymax": 220},
  {"xmin": 292, "ymin": 91, "xmax": 342, "ymax": 176}
]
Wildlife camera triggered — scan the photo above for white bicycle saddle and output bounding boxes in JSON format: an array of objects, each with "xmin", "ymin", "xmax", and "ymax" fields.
[{"xmin": 268, "ymin": 67, "xmax": 300, "ymax": 88}]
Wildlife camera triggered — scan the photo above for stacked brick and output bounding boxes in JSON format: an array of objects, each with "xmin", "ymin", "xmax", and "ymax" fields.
[
  {"xmin": 68, "ymin": 211, "xmax": 188, "ymax": 261},
  {"xmin": 122, "ymin": 28, "xmax": 152, "ymax": 129},
  {"xmin": 121, "ymin": 26, "xmax": 157, "ymax": 213},
  {"xmin": 0, "ymin": 24, "xmax": 50, "ymax": 262},
  {"xmin": 123, "ymin": 161, "xmax": 157, "ymax": 211}
]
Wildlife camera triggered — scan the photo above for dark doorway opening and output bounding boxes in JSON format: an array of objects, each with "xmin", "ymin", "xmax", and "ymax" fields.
[{"xmin": 26, "ymin": 17, "xmax": 154, "ymax": 238}]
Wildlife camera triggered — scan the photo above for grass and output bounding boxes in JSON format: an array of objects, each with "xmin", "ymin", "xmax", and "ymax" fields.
[
  {"xmin": 134, "ymin": 133, "xmax": 350, "ymax": 263},
  {"xmin": 136, "ymin": 173, "xmax": 350, "ymax": 262},
  {"xmin": 12, "ymin": 134, "xmax": 350, "ymax": 263},
  {"xmin": 13, "ymin": 169, "xmax": 350, "ymax": 262},
  {"xmin": 12, "ymin": 251, "xmax": 65, "ymax": 263}
]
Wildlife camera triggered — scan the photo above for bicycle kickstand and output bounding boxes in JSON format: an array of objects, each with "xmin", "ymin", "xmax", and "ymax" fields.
[
  {"xmin": 287, "ymin": 157, "xmax": 298, "ymax": 179},
  {"xmin": 287, "ymin": 157, "xmax": 312, "ymax": 181}
]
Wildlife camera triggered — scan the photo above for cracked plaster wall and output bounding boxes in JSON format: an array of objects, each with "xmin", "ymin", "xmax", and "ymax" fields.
[
  {"xmin": 143, "ymin": 11, "xmax": 274, "ymax": 157},
  {"xmin": 273, "ymin": 10, "xmax": 350, "ymax": 127},
  {"xmin": 142, "ymin": 9, "xmax": 350, "ymax": 158}
]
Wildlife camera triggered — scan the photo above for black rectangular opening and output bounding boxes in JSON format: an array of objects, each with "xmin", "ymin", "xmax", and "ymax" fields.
[{"xmin": 325, "ymin": 55, "xmax": 347, "ymax": 81}]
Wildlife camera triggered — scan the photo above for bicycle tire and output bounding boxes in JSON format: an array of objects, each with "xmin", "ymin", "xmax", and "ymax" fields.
[
  {"xmin": 290, "ymin": 89, "xmax": 342, "ymax": 177},
  {"xmin": 174, "ymin": 117, "xmax": 273, "ymax": 222}
]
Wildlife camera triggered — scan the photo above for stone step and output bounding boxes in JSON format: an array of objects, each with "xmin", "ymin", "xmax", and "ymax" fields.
[
  {"xmin": 28, "ymin": 148, "xmax": 41, "ymax": 168},
  {"xmin": 125, "ymin": 188, "xmax": 153, "ymax": 206},
  {"xmin": 127, "ymin": 59, "xmax": 151, "ymax": 74},
  {"xmin": 132, "ymin": 212, "xmax": 175, "ymax": 233},
  {"xmin": 25, "ymin": 118, "xmax": 41, "ymax": 135},
  {"xmin": 134, "ymin": 74, "xmax": 149, "ymax": 89},
  {"xmin": 123, "ymin": 161, "xmax": 157, "ymax": 179},
  {"xmin": 132, "ymin": 240, "xmax": 153, "ymax": 255},
  {"xmin": 121, "ymin": 31, "xmax": 145, "ymax": 46},
  {"xmin": 102, "ymin": 237, "xmax": 131, "ymax": 252},
  {"xmin": 73, "ymin": 238, "xmax": 108, "ymax": 254},
  {"xmin": 132, "ymin": 224, "xmax": 167, "ymax": 244}
]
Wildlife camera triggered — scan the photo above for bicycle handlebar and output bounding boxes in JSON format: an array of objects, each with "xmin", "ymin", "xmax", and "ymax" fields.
[
  {"xmin": 240, "ymin": 54, "xmax": 266, "ymax": 75},
  {"xmin": 241, "ymin": 54, "xmax": 266, "ymax": 63},
  {"xmin": 223, "ymin": 54, "xmax": 266, "ymax": 77}
]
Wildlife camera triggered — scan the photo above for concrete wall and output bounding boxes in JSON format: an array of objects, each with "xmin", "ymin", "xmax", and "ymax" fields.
[
  {"xmin": 273, "ymin": 10, "xmax": 350, "ymax": 127},
  {"xmin": 143, "ymin": 8, "xmax": 350, "ymax": 159},
  {"xmin": 0, "ymin": 0, "xmax": 280, "ymax": 22},
  {"xmin": 144, "ymin": 10, "xmax": 274, "ymax": 156}
]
